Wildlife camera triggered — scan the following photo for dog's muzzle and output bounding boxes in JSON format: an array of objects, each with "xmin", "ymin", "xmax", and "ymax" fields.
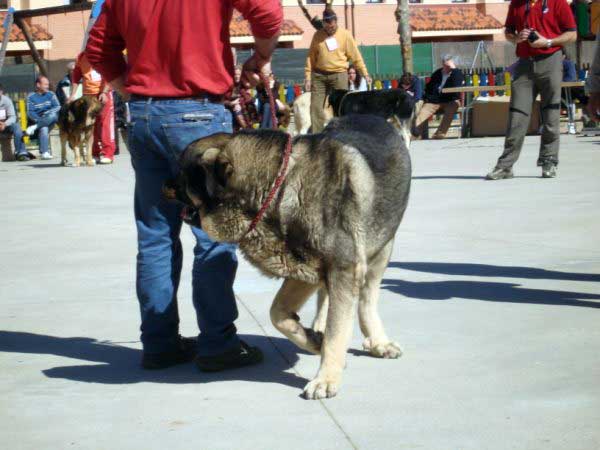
[{"xmin": 180, "ymin": 205, "xmax": 201, "ymax": 227}]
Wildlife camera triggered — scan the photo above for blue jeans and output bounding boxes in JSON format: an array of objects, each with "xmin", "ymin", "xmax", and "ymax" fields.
[
  {"xmin": 128, "ymin": 97, "xmax": 240, "ymax": 357},
  {"xmin": 260, "ymin": 102, "xmax": 276, "ymax": 129},
  {"xmin": 2, "ymin": 123, "xmax": 27, "ymax": 155},
  {"xmin": 32, "ymin": 112, "xmax": 58, "ymax": 154}
]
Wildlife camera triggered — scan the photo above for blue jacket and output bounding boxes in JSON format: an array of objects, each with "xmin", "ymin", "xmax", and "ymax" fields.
[
  {"xmin": 562, "ymin": 60, "xmax": 577, "ymax": 82},
  {"xmin": 27, "ymin": 91, "xmax": 61, "ymax": 123}
]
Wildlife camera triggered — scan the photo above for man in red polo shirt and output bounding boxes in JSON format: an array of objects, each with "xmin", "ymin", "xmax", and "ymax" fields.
[
  {"xmin": 486, "ymin": 0, "xmax": 576, "ymax": 180},
  {"xmin": 85, "ymin": 0, "xmax": 282, "ymax": 371}
]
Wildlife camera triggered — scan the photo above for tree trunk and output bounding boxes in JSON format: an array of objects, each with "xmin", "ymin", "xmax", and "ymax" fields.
[
  {"xmin": 14, "ymin": 17, "xmax": 50, "ymax": 79},
  {"xmin": 395, "ymin": 0, "xmax": 413, "ymax": 74}
]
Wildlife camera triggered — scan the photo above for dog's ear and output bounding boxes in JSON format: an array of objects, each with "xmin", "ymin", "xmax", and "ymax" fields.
[
  {"xmin": 197, "ymin": 147, "xmax": 233, "ymax": 192},
  {"xmin": 162, "ymin": 179, "xmax": 179, "ymax": 200},
  {"xmin": 183, "ymin": 134, "xmax": 233, "ymax": 199}
]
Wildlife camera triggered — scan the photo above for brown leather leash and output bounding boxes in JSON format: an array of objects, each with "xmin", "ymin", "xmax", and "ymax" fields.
[{"xmin": 240, "ymin": 72, "xmax": 293, "ymax": 238}]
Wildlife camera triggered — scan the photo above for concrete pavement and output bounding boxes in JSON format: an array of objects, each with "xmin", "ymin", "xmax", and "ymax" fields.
[{"xmin": 1, "ymin": 135, "xmax": 599, "ymax": 450}]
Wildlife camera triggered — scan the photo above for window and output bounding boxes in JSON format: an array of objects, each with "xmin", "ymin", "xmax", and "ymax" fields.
[
  {"xmin": 306, "ymin": 0, "xmax": 325, "ymax": 3},
  {"xmin": 408, "ymin": 0, "xmax": 422, "ymax": 3},
  {"xmin": 451, "ymin": 0, "xmax": 468, "ymax": 2}
]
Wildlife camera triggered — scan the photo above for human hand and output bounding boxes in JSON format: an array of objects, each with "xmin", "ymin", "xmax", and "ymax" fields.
[
  {"xmin": 304, "ymin": 79, "xmax": 311, "ymax": 93},
  {"xmin": 365, "ymin": 75, "xmax": 372, "ymax": 86},
  {"xmin": 528, "ymin": 33, "xmax": 549, "ymax": 48},
  {"xmin": 99, "ymin": 92, "xmax": 109, "ymax": 104},
  {"xmin": 518, "ymin": 28, "xmax": 532, "ymax": 43},
  {"xmin": 0, "ymin": 122, "xmax": 6, "ymax": 131},
  {"xmin": 587, "ymin": 92, "xmax": 600, "ymax": 122},
  {"xmin": 241, "ymin": 53, "xmax": 272, "ymax": 88}
]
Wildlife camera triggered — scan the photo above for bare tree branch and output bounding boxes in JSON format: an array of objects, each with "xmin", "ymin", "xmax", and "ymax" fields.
[{"xmin": 297, "ymin": 0, "xmax": 323, "ymax": 31}]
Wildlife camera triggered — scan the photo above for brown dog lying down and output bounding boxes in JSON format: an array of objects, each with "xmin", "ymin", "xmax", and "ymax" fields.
[
  {"xmin": 58, "ymin": 96, "xmax": 103, "ymax": 167},
  {"xmin": 165, "ymin": 114, "xmax": 411, "ymax": 399}
]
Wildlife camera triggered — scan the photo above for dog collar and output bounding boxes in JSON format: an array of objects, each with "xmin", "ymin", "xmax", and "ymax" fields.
[{"xmin": 242, "ymin": 133, "xmax": 293, "ymax": 239}]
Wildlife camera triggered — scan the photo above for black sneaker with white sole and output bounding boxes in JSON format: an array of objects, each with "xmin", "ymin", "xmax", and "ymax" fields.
[{"xmin": 195, "ymin": 340, "xmax": 263, "ymax": 372}]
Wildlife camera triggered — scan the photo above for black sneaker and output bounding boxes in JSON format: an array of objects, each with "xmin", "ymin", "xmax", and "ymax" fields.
[
  {"xmin": 16, "ymin": 153, "xmax": 30, "ymax": 162},
  {"xmin": 541, "ymin": 165, "xmax": 557, "ymax": 178},
  {"xmin": 195, "ymin": 340, "xmax": 263, "ymax": 372},
  {"xmin": 485, "ymin": 167, "xmax": 514, "ymax": 180},
  {"xmin": 141, "ymin": 336, "xmax": 198, "ymax": 370}
]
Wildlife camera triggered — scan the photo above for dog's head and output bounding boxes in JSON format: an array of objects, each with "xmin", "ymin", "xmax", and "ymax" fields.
[
  {"xmin": 64, "ymin": 96, "xmax": 103, "ymax": 128},
  {"xmin": 164, "ymin": 133, "xmax": 238, "ymax": 241},
  {"xmin": 164, "ymin": 131, "xmax": 289, "ymax": 242}
]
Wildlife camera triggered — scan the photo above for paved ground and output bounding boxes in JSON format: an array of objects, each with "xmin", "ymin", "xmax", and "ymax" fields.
[{"xmin": 1, "ymin": 135, "xmax": 599, "ymax": 450}]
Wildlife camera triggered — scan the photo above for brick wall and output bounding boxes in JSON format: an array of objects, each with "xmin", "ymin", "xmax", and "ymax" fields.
[{"xmin": 32, "ymin": 10, "xmax": 90, "ymax": 61}]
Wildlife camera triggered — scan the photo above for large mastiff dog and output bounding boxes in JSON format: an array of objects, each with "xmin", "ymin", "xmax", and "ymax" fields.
[{"xmin": 168, "ymin": 114, "xmax": 411, "ymax": 399}]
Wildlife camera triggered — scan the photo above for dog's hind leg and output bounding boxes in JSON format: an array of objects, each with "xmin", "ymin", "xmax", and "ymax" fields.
[
  {"xmin": 358, "ymin": 239, "xmax": 402, "ymax": 359},
  {"xmin": 270, "ymin": 279, "xmax": 322, "ymax": 354},
  {"xmin": 303, "ymin": 267, "xmax": 356, "ymax": 400}
]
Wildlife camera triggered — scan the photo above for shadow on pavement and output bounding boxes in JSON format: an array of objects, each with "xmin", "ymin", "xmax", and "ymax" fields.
[
  {"xmin": 411, "ymin": 175, "xmax": 540, "ymax": 180},
  {"xmin": 381, "ymin": 279, "xmax": 600, "ymax": 308},
  {"xmin": 25, "ymin": 163, "xmax": 65, "ymax": 169},
  {"xmin": 0, "ymin": 331, "xmax": 309, "ymax": 388},
  {"xmin": 389, "ymin": 262, "xmax": 600, "ymax": 283}
]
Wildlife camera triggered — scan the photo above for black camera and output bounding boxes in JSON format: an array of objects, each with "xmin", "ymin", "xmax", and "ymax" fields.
[{"xmin": 528, "ymin": 30, "xmax": 539, "ymax": 43}]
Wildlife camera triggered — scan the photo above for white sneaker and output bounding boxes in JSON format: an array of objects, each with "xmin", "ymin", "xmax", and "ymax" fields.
[
  {"xmin": 99, "ymin": 157, "xmax": 113, "ymax": 164},
  {"xmin": 567, "ymin": 123, "xmax": 576, "ymax": 135},
  {"xmin": 26, "ymin": 124, "xmax": 38, "ymax": 136},
  {"xmin": 40, "ymin": 152, "xmax": 53, "ymax": 160}
]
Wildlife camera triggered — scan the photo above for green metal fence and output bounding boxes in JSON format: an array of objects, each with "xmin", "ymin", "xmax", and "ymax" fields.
[{"xmin": 359, "ymin": 43, "xmax": 433, "ymax": 77}]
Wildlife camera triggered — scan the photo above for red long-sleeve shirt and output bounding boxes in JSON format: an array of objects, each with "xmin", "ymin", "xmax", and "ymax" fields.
[{"xmin": 85, "ymin": 0, "xmax": 282, "ymax": 97}]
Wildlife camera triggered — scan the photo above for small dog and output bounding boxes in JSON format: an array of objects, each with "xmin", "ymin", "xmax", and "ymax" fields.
[{"xmin": 58, "ymin": 96, "xmax": 103, "ymax": 167}]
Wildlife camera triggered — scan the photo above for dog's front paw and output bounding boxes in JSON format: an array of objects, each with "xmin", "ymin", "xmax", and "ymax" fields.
[
  {"xmin": 303, "ymin": 378, "xmax": 339, "ymax": 400},
  {"xmin": 363, "ymin": 338, "xmax": 403, "ymax": 359},
  {"xmin": 304, "ymin": 328, "xmax": 324, "ymax": 354},
  {"xmin": 86, "ymin": 160, "xmax": 96, "ymax": 166}
]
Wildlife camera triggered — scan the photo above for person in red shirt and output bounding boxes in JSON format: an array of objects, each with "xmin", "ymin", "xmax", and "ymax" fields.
[
  {"xmin": 486, "ymin": 0, "xmax": 577, "ymax": 180},
  {"xmin": 69, "ymin": 52, "xmax": 116, "ymax": 164},
  {"xmin": 85, "ymin": 0, "xmax": 282, "ymax": 371}
]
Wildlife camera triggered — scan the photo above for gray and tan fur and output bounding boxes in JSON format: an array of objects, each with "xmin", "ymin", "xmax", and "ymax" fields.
[
  {"xmin": 57, "ymin": 96, "xmax": 103, "ymax": 167},
  {"xmin": 175, "ymin": 115, "xmax": 411, "ymax": 399}
]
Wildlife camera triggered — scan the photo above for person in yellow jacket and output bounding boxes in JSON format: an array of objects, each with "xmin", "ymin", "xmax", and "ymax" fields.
[{"xmin": 304, "ymin": 8, "xmax": 371, "ymax": 133}]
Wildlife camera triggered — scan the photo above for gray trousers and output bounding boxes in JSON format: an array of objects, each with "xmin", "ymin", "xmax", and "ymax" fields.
[{"xmin": 496, "ymin": 51, "xmax": 562, "ymax": 169}]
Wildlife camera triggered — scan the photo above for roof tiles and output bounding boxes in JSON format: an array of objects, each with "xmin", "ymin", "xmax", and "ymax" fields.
[{"xmin": 410, "ymin": 5, "xmax": 503, "ymax": 32}]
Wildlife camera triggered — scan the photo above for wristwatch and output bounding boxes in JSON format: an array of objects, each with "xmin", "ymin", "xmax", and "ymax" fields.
[{"xmin": 546, "ymin": 39, "xmax": 553, "ymax": 48}]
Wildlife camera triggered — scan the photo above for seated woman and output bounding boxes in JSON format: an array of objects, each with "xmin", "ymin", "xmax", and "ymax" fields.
[
  {"xmin": 348, "ymin": 65, "xmax": 367, "ymax": 92},
  {"xmin": 257, "ymin": 73, "xmax": 289, "ymax": 129}
]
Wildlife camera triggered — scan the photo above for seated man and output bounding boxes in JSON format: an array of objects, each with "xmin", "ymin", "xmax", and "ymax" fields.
[
  {"xmin": 26, "ymin": 76, "xmax": 61, "ymax": 160},
  {"xmin": 412, "ymin": 55, "xmax": 464, "ymax": 139},
  {"xmin": 0, "ymin": 83, "xmax": 28, "ymax": 161}
]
